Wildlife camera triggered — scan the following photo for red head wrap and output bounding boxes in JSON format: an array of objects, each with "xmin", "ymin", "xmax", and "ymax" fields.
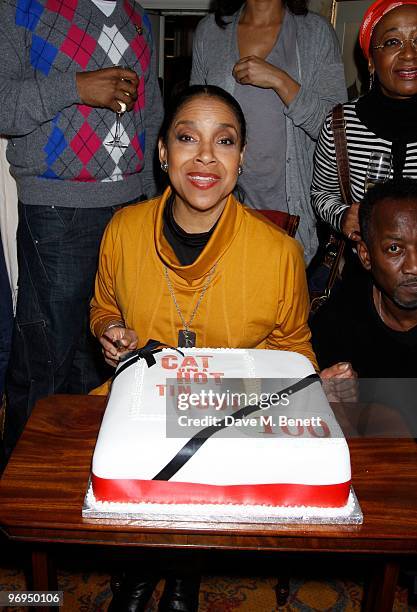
[{"xmin": 359, "ymin": 0, "xmax": 417, "ymax": 60}]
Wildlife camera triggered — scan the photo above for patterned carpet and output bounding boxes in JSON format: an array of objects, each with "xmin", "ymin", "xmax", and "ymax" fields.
[{"xmin": 1, "ymin": 549, "xmax": 417, "ymax": 612}]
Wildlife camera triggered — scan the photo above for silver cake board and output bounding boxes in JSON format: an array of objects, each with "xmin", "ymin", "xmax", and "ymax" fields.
[{"xmin": 82, "ymin": 479, "xmax": 363, "ymax": 525}]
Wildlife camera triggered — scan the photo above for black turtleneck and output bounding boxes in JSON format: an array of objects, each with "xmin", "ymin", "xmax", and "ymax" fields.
[
  {"xmin": 162, "ymin": 194, "xmax": 218, "ymax": 265},
  {"xmin": 356, "ymin": 83, "xmax": 417, "ymax": 179}
]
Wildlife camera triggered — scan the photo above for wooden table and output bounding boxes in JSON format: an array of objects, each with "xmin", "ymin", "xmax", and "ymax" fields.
[{"xmin": 1, "ymin": 395, "xmax": 417, "ymax": 611}]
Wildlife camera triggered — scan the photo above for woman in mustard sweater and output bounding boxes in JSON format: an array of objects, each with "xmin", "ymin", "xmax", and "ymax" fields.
[
  {"xmin": 90, "ymin": 85, "xmax": 353, "ymax": 612},
  {"xmin": 91, "ymin": 85, "xmax": 318, "ymax": 367}
]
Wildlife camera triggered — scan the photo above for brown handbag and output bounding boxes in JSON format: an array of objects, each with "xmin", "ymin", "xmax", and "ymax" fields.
[{"xmin": 310, "ymin": 104, "xmax": 352, "ymax": 313}]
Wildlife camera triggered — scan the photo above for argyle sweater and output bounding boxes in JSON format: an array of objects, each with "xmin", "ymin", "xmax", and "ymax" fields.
[{"xmin": 0, "ymin": 0, "xmax": 163, "ymax": 207}]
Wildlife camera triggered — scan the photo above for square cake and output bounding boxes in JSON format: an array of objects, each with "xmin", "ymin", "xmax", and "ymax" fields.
[{"xmin": 88, "ymin": 347, "xmax": 353, "ymax": 520}]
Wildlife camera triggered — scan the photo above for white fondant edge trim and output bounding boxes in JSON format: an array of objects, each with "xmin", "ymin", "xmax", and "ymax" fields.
[{"xmin": 85, "ymin": 484, "xmax": 355, "ymax": 520}]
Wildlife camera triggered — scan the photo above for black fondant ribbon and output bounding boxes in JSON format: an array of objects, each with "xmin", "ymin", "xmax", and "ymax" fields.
[
  {"xmin": 112, "ymin": 339, "xmax": 183, "ymax": 381},
  {"xmin": 153, "ymin": 373, "xmax": 321, "ymax": 481}
]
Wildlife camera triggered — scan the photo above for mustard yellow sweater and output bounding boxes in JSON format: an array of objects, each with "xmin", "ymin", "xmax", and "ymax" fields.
[{"xmin": 90, "ymin": 189, "xmax": 317, "ymax": 368}]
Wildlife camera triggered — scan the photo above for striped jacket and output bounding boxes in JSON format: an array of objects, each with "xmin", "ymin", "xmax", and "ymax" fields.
[{"xmin": 311, "ymin": 100, "xmax": 417, "ymax": 231}]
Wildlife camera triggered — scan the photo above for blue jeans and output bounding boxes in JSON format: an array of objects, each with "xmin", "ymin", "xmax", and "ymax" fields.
[
  {"xmin": 0, "ymin": 231, "xmax": 13, "ymax": 397},
  {"xmin": 4, "ymin": 203, "xmax": 116, "ymax": 459}
]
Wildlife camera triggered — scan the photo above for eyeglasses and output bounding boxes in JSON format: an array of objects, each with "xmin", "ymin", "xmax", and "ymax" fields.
[{"xmin": 372, "ymin": 37, "xmax": 417, "ymax": 54}]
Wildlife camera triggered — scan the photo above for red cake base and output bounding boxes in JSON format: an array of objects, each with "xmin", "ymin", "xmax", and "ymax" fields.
[{"xmin": 92, "ymin": 475, "xmax": 351, "ymax": 508}]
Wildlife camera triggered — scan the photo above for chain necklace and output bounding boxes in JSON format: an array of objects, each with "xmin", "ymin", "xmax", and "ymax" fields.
[{"xmin": 163, "ymin": 264, "xmax": 217, "ymax": 347}]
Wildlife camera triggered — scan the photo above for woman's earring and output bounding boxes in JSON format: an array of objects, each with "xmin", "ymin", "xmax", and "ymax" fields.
[
  {"xmin": 161, "ymin": 161, "xmax": 168, "ymax": 173},
  {"xmin": 369, "ymin": 71, "xmax": 374, "ymax": 92},
  {"xmin": 238, "ymin": 165, "xmax": 243, "ymax": 176}
]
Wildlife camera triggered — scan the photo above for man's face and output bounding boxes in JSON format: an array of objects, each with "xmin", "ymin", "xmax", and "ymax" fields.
[{"xmin": 358, "ymin": 197, "xmax": 417, "ymax": 309}]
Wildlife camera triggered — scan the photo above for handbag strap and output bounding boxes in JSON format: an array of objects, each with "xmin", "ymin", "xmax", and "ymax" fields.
[
  {"xmin": 332, "ymin": 104, "xmax": 353, "ymax": 207},
  {"xmin": 323, "ymin": 104, "xmax": 352, "ymax": 295}
]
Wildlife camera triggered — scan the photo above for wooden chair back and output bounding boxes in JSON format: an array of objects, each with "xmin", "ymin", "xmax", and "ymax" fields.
[{"xmin": 257, "ymin": 210, "xmax": 300, "ymax": 238}]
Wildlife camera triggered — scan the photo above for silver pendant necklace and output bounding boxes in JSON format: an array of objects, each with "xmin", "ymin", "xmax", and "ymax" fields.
[{"xmin": 163, "ymin": 264, "xmax": 217, "ymax": 348}]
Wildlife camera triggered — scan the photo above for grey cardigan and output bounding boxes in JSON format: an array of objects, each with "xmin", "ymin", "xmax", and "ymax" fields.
[{"xmin": 190, "ymin": 10, "xmax": 347, "ymax": 263}]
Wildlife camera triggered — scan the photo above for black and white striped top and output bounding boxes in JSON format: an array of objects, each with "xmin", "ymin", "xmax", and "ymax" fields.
[{"xmin": 311, "ymin": 100, "xmax": 417, "ymax": 231}]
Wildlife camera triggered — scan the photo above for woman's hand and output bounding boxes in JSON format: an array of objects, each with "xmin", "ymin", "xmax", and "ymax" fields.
[
  {"xmin": 341, "ymin": 203, "xmax": 361, "ymax": 241},
  {"xmin": 99, "ymin": 325, "xmax": 138, "ymax": 367},
  {"xmin": 320, "ymin": 362, "xmax": 358, "ymax": 404},
  {"xmin": 232, "ymin": 56, "xmax": 300, "ymax": 105}
]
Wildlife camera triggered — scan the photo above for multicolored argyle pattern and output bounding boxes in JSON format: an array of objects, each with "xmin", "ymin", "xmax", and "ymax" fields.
[{"xmin": 13, "ymin": 0, "xmax": 151, "ymax": 183}]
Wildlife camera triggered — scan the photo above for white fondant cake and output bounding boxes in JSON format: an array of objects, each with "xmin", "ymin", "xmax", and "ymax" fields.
[{"xmin": 91, "ymin": 347, "xmax": 351, "ymax": 513}]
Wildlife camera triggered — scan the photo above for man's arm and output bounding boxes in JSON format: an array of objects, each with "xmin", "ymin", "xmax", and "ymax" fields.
[
  {"xmin": 310, "ymin": 298, "xmax": 353, "ymax": 370},
  {"xmin": 0, "ymin": 18, "xmax": 80, "ymax": 136},
  {"xmin": 139, "ymin": 25, "xmax": 164, "ymax": 199}
]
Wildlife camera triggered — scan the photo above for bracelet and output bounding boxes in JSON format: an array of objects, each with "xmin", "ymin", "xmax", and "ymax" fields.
[{"xmin": 103, "ymin": 321, "xmax": 125, "ymax": 333}]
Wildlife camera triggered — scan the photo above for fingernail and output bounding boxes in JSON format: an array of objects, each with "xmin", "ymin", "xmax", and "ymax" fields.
[{"xmin": 339, "ymin": 362, "xmax": 349, "ymax": 370}]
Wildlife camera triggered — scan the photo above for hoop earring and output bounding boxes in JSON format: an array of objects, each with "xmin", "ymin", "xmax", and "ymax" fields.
[
  {"xmin": 238, "ymin": 165, "xmax": 243, "ymax": 176},
  {"xmin": 369, "ymin": 71, "xmax": 374, "ymax": 92},
  {"xmin": 161, "ymin": 161, "xmax": 168, "ymax": 173}
]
